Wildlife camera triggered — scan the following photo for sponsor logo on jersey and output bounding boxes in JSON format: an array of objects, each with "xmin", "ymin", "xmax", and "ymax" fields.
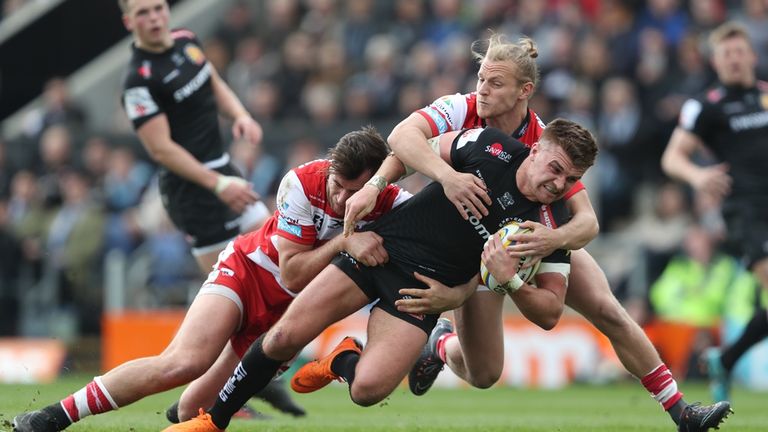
[
  {"xmin": 485, "ymin": 143, "xmax": 513, "ymax": 162},
  {"xmin": 424, "ymin": 107, "xmax": 448, "ymax": 133},
  {"xmin": 729, "ymin": 111, "xmax": 768, "ymax": 132},
  {"xmin": 468, "ymin": 215, "xmax": 492, "ymax": 240},
  {"xmin": 277, "ymin": 216, "xmax": 302, "ymax": 237},
  {"xmin": 219, "ymin": 267, "xmax": 235, "ymax": 277},
  {"xmin": 173, "ymin": 63, "xmax": 211, "ymax": 102},
  {"xmin": 539, "ymin": 205, "xmax": 555, "ymax": 228},
  {"xmin": 184, "ymin": 43, "xmax": 206, "ymax": 65},
  {"xmin": 138, "ymin": 60, "xmax": 152, "ymax": 79},
  {"xmin": 124, "ymin": 86, "xmax": 159, "ymax": 119},
  {"xmin": 162, "ymin": 69, "xmax": 180, "ymax": 83}
]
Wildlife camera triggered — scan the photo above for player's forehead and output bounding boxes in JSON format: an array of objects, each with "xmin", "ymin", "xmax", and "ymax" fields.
[
  {"xmin": 713, "ymin": 36, "xmax": 752, "ymax": 55},
  {"xmin": 329, "ymin": 170, "xmax": 370, "ymax": 190},
  {"xmin": 127, "ymin": 0, "xmax": 165, "ymax": 13},
  {"xmin": 539, "ymin": 140, "xmax": 582, "ymax": 175},
  {"xmin": 478, "ymin": 59, "xmax": 518, "ymax": 81}
]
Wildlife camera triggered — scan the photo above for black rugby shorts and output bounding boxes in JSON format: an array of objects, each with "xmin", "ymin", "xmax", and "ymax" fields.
[{"xmin": 331, "ymin": 252, "xmax": 439, "ymax": 335}]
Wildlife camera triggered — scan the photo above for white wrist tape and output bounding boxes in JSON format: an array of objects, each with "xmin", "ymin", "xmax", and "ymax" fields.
[
  {"xmin": 214, "ymin": 175, "xmax": 246, "ymax": 195},
  {"xmin": 501, "ymin": 274, "xmax": 524, "ymax": 294}
]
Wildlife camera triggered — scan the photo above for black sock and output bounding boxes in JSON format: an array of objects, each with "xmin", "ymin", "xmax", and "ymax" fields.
[
  {"xmin": 208, "ymin": 336, "xmax": 284, "ymax": 429},
  {"xmin": 330, "ymin": 351, "xmax": 360, "ymax": 384},
  {"xmin": 721, "ymin": 308, "xmax": 768, "ymax": 371},
  {"xmin": 42, "ymin": 403, "xmax": 72, "ymax": 429},
  {"xmin": 668, "ymin": 398, "xmax": 686, "ymax": 425}
]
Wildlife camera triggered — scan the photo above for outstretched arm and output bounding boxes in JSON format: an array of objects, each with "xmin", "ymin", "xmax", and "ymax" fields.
[
  {"xmin": 389, "ymin": 114, "xmax": 491, "ymax": 220},
  {"xmin": 135, "ymin": 115, "xmax": 258, "ymax": 213},
  {"xmin": 662, "ymin": 127, "xmax": 731, "ymax": 200},
  {"xmin": 277, "ymin": 230, "xmax": 388, "ymax": 293}
]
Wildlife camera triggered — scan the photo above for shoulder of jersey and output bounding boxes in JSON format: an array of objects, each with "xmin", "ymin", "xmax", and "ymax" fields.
[
  {"xmin": 293, "ymin": 159, "xmax": 328, "ymax": 173},
  {"xmin": 171, "ymin": 28, "xmax": 196, "ymax": 41},
  {"xmin": 454, "ymin": 128, "xmax": 484, "ymax": 150}
]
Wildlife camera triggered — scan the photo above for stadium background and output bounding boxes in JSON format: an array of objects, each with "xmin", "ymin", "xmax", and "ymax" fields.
[{"xmin": 0, "ymin": 0, "xmax": 767, "ymax": 404}]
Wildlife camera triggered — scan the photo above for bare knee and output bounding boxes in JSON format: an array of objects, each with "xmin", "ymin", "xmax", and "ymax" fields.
[
  {"xmin": 349, "ymin": 377, "xmax": 389, "ymax": 407},
  {"xmin": 590, "ymin": 299, "xmax": 634, "ymax": 336},
  {"xmin": 263, "ymin": 326, "xmax": 304, "ymax": 360},
  {"xmin": 465, "ymin": 368, "xmax": 501, "ymax": 389},
  {"xmin": 155, "ymin": 354, "xmax": 208, "ymax": 388}
]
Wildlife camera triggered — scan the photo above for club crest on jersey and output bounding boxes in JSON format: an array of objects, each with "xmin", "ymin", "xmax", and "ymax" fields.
[
  {"xmin": 496, "ymin": 192, "xmax": 515, "ymax": 210},
  {"xmin": 184, "ymin": 44, "xmax": 206, "ymax": 65},
  {"xmin": 485, "ymin": 142, "xmax": 512, "ymax": 162}
]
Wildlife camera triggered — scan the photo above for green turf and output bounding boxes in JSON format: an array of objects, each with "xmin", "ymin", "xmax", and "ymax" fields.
[{"xmin": 0, "ymin": 375, "xmax": 761, "ymax": 431}]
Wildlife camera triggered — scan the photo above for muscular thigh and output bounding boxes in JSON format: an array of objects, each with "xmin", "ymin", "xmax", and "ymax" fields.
[
  {"xmin": 454, "ymin": 290, "xmax": 505, "ymax": 370},
  {"xmin": 265, "ymin": 264, "xmax": 371, "ymax": 356},
  {"xmin": 564, "ymin": 248, "xmax": 617, "ymax": 316},
  {"xmin": 163, "ymin": 294, "xmax": 241, "ymax": 366}
]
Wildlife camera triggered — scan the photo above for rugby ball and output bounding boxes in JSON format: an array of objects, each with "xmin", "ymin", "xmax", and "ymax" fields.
[{"xmin": 480, "ymin": 222, "xmax": 540, "ymax": 294}]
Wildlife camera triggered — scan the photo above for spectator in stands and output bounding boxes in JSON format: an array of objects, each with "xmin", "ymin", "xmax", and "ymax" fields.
[
  {"xmin": 35, "ymin": 125, "xmax": 74, "ymax": 209},
  {"xmin": 45, "ymin": 168, "xmax": 105, "ymax": 334},
  {"xmin": 22, "ymin": 77, "xmax": 87, "ymax": 139},
  {"xmin": 0, "ymin": 198, "xmax": 21, "ymax": 335}
]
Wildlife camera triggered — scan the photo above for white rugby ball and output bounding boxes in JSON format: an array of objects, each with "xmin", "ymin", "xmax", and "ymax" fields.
[{"xmin": 480, "ymin": 222, "xmax": 540, "ymax": 294}]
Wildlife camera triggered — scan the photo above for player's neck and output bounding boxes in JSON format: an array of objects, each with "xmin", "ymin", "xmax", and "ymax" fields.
[
  {"xmin": 135, "ymin": 35, "xmax": 173, "ymax": 53},
  {"xmin": 485, "ymin": 104, "xmax": 527, "ymax": 136}
]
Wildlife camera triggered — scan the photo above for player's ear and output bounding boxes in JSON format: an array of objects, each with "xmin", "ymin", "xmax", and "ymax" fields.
[
  {"xmin": 519, "ymin": 81, "xmax": 535, "ymax": 100},
  {"xmin": 122, "ymin": 14, "xmax": 133, "ymax": 32},
  {"xmin": 529, "ymin": 142, "xmax": 539, "ymax": 157}
]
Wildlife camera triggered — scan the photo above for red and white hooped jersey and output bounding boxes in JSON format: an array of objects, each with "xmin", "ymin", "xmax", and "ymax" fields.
[
  {"xmin": 224, "ymin": 159, "xmax": 410, "ymax": 297},
  {"xmin": 416, "ymin": 92, "xmax": 584, "ymax": 199}
]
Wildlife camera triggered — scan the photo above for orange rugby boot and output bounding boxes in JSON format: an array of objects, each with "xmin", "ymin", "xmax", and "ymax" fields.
[
  {"xmin": 161, "ymin": 409, "xmax": 223, "ymax": 432},
  {"xmin": 290, "ymin": 336, "xmax": 363, "ymax": 393}
]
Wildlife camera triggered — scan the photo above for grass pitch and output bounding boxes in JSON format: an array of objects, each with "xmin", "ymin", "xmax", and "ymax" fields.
[{"xmin": 0, "ymin": 375, "xmax": 762, "ymax": 431}]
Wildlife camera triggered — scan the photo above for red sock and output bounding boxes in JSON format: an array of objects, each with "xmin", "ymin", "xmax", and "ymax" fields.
[
  {"xmin": 436, "ymin": 332, "xmax": 456, "ymax": 363},
  {"xmin": 60, "ymin": 377, "xmax": 118, "ymax": 422},
  {"xmin": 640, "ymin": 364, "xmax": 683, "ymax": 410}
]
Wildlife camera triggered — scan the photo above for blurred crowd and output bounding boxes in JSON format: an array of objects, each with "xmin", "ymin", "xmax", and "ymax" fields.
[{"xmin": 0, "ymin": 0, "xmax": 766, "ymax": 368}]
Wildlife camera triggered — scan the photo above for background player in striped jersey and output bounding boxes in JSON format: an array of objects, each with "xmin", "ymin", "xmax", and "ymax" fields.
[{"xmin": 344, "ymin": 34, "xmax": 731, "ymax": 431}]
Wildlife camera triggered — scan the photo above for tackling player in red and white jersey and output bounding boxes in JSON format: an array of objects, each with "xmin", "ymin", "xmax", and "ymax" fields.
[
  {"xmin": 11, "ymin": 127, "xmax": 409, "ymax": 432},
  {"xmin": 414, "ymin": 91, "xmax": 583, "ymax": 202},
  {"xmin": 343, "ymin": 34, "xmax": 731, "ymax": 431},
  {"xmin": 202, "ymin": 157, "xmax": 409, "ymax": 360}
]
